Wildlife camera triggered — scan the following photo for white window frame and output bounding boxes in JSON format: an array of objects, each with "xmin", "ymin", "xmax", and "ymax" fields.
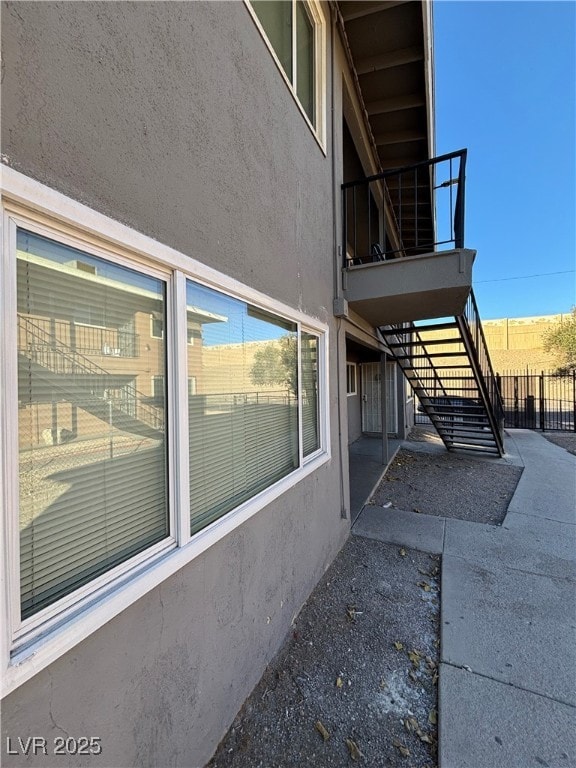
[
  {"xmin": 346, "ymin": 362, "xmax": 357, "ymax": 396},
  {"xmin": 0, "ymin": 167, "xmax": 330, "ymax": 697},
  {"xmin": 245, "ymin": 0, "xmax": 327, "ymax": 151}
]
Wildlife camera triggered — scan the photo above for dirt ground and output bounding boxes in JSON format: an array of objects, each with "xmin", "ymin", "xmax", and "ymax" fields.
[
  {"xmin": 208, "ymin": 537, "xmax": 440, "ymax": 768},
  {"xmin": 372, "ymin": 447, "xmax": 523, "ymax": 525},
  {"xmin": 206, "ymin": 426, "xmax": 573, "ymax": 767}
]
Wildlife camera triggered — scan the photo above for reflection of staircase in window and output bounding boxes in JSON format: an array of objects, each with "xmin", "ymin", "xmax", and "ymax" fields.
[{"xmin": 18, "ymin": 315, "xmax": 164, "ymax": 439}]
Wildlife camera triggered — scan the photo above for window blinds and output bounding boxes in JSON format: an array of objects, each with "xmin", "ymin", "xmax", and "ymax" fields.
[
  {"xmin": 301, "ymin": 332, "xmax": 319, "ymax": 456},
  {"xmin": 16, "ymin": 230, "xmax": 169, "ymax": 619},
  {"xmin": 186, "ymin": 280, "xmax": 299, "ymax": 534}
]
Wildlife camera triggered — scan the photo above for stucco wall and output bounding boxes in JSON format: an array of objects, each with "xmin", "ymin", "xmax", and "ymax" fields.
[
  {"xmin": 1, "ymin": 2, "xmax": 349, "ymax": 766},
  {"xmin": 1, "ymin": 0, "xmax": 332, "ymax": 317},
  {"xmin": 347, "ymin": 388, "xmax": 362, "ymax": 443}
]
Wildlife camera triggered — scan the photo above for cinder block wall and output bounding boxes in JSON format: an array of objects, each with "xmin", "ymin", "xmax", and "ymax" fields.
[{"xmin": 482, "ymin": 314, "xmax": 568, "ymax": 372}]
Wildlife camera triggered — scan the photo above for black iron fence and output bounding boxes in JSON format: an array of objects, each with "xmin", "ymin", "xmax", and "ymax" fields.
[{"xmin": 496, "ymin": 371, "xmax": 575, "ymax": 431}]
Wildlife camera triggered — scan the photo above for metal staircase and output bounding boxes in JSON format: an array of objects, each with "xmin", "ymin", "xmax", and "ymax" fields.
[
  {"xmin": 381, "ymin": 291, "xmax": 505, "ymax": 456},
  {"xmin": 18, "ymin": 315, "xmax": 164, "ymax": 439}
]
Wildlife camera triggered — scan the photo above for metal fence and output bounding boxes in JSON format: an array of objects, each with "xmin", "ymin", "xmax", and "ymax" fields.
[{"xmin": 496, "ymin": 372, "xmax": 575, "ymax": 431}]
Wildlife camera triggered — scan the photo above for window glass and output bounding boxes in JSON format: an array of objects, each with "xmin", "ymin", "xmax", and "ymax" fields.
[
  {"xmin": 251, "ymin": 0, "xmax": 321, "ymax": 133},
  {"xmin": 186, "ymin": 280, "xmax": 299, "ymax": 534},
  {"xmin": 346, "ymin": 363, "xmax": 357, "ymax": 395},
  {"xmin": 251, "ymin": 0, "xmax": 293, "ymax": 79},
  {"xmin": 296, "ymin": 1, "xmax": 315, "ymax": 123},
  {"xmin": 16, "ymin": 229, "xmax": 169, "ymax": 619},
  {"xmin": 301, "ymin": 332, "xmax": 319, "ymax": 456},
  {"xmin": 150, "ymin": 314, "xmax": 164, "ymax": 339}
]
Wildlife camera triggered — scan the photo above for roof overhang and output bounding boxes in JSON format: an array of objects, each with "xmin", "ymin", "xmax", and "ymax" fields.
[{"xmin": 337, "ymin": 0, "xmax": 435, "ymax": 171}]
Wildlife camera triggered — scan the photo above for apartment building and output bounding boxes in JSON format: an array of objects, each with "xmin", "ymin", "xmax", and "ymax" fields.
[{"xmin": 1, "ymin": 2, "xmax": 500, "ymax": 764}]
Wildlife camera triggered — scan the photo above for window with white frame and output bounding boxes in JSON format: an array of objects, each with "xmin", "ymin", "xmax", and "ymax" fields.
[
  {"xmin": 15, "ymin": 230, "xmax": 170, "ymax": 621},
  {"xmin": 248, "ymin": 0, "xmax": 325, "ymax": 141},
  {"xmin": 0, "ymin": 175, "xmax": 329, "ymax": 693},
  {"xmin": 346, "ymin": 362, "xmax": 357, "ymax": 396}
]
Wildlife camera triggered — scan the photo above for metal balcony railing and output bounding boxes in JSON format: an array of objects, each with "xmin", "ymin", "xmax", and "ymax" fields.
[
  {"xmin": 18, "ymin": 315, "xmax": 163, "ymax": 432},
  {"xmin": 342, "ymin": 149, "xmax": 467, "ymax": 268},
  {"xmin": 17, "ymin": 316, "xmax": 140, "ymax": 358}
]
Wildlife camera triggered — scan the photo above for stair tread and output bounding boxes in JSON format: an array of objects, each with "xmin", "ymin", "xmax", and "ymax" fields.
[
  {"xmin": 394, "ymin": 351, "xmax": 469, "ymax": 359},
  {"xmin": 426, "ymin": 405, "xmax": 485, "ymax": 411},
  {"xmin": 387, "ymin": 338, "xmax": 463, "ymax": 348},
  {"xmin": 438, "ymin": 432, "xmax": 496, "ymax": 442}
]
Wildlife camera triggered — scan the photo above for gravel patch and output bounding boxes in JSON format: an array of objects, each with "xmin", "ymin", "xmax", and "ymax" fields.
[
  {"xmin": 208, "ymin": 536, "xmax": 440, "ymax": 768},
  {"xmin": 372, "ymin": 447, "xmax": 523, "ymax": 526},
  {"xmin": 542, "ymin": 431, "xmax": 576, "ymax": 455}
]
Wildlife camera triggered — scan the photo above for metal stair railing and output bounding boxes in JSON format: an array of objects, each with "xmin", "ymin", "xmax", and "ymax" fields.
[
  {"xmin": 456, "ymin": 291, "xmax": 505, "ymax": 455},
  {"xmin": 18, "ymin": 315, "xmax": 164, "ymax": 432}
]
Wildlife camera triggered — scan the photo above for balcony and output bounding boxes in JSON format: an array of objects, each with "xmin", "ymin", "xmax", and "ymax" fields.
[{"xmin": 342, "ymin": 150, "xmax": 474, "ymax": 326}]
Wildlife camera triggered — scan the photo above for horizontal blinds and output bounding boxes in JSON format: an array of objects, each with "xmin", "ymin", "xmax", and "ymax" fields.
[
  {"xmin": 251, "ymin": 1, "xmax": 293, "ymax": 80},
  {"xmin": 189, "ymin": 396, "xmax": 298, "ymax": 533},
  {"xmin": 301, "ymin": 332, "xmax": 319, "ymax": 456},
  {"xmin": 17, "ymin": 229, "xmax": 169, "ymax": 619},
  {"xmin": 186, "ymin": 280, "xmax": 299, "ymax": 533}
]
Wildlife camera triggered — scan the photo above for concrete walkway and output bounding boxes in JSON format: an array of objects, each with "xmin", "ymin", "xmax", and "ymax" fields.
[
  {"xmin": 348, "ymin": 435, "xmax": 401, "ymax": 523},
  {"xmin": 353, "ymin": 430, "xmax": 576, "ymax": 768}
]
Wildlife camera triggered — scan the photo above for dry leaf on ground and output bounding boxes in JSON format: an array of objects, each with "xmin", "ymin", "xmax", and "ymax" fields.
[{"xmin": 345, "ymin": 738, "xmax": 363, "ymax": 761}]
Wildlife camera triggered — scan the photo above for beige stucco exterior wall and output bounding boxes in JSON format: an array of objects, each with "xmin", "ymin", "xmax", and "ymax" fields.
[{"xmin": 0, "ymin": 2, "xmax": 353, "ymax": 766}]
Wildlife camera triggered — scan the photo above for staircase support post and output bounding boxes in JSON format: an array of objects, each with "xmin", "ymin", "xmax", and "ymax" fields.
[{"xmin": 380, "ymin": 351, "xmax": 389, "ymax": 465}]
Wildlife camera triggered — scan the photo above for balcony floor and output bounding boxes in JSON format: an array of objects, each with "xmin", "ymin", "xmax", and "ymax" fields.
[{"xmin": 344, "ymin": 248, "xmax": 475, "ymax": 326}]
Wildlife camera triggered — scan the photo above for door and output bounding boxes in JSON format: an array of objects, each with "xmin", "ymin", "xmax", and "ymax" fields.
[
  {"xmin": 361, "ymin": 363, "xmax": 381, "ymax": 433},
  {"xmin": 361, "ymin": 362, "xmax": 398, "ymax": 434}
]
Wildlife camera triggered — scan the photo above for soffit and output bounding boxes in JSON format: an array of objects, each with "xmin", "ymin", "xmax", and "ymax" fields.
[{"xmin": 337, "ymin": 0, "xmax": 432, "ymax": 171}]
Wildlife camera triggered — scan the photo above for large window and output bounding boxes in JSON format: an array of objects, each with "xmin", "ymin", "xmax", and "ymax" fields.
[
  {"xmin": 249, "ymin": 0, "xmax": 325, "ymax": 140},
  {"xmin": 16, "ymin": 230, "xmax": 170, "ymax": 620},
  {"xmin": 187, "ymin": 281, "xmax": 300, "ymax": 533},
  {"xmin": 1, "ymin": 173, "xmax": 329, "ymax": 694}
]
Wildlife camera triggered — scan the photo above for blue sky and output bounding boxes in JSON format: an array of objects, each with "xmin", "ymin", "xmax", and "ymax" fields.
[{"xmin": 434, "ymin": 0, "xmax": 575, "ymax": 319}]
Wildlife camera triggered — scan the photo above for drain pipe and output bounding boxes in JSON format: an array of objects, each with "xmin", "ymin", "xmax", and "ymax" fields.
[{"xmin": 329, "ymin": 3, "xmax": 348, "ymax": 520}]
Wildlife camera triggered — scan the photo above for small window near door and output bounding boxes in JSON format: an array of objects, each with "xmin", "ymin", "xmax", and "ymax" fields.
[{"xmin": 346, "ymin": 363, "xmax": 357, "ymax": 396}]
